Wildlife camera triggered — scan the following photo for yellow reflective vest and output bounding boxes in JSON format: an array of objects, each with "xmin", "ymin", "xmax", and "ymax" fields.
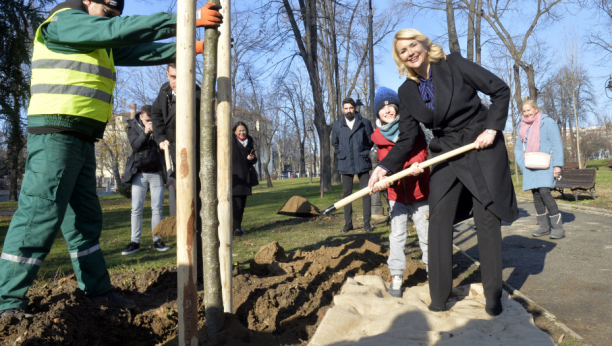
[{"xmin": 27, "ymin": 8, "xmax": 116, "ymax": 124}]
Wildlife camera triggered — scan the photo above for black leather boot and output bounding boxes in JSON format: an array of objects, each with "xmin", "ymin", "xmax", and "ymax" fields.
[{"xmin": 340, "ymin": 223, "xmax": 353, "ymax": 233}]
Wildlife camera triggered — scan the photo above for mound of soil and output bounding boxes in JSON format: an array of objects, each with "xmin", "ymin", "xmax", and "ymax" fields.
[
  {"xmin": 153, "ymin": 216, "xmax": 176, "ymax": 237},
  {"xmin": 0, "ymin": 239, "xmax": 427, "ymax": 346}
]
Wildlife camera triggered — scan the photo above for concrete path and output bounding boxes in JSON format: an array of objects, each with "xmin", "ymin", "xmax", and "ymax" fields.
[{"xmin": 454, "ymin": 200, "xmax": 612, "ymax": 346}]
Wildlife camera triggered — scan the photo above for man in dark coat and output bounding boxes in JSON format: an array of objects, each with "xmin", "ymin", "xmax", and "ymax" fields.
[
  {"xmin": 122, "ymin": 105, "xmax": 170, "ymax": 256},
  {"xmin": 331, "ymin": 97, "xmax": 374, "ymax": 233},
  {"xmin": 150, "ymin": 63, "xmax": 204, "ymax": 282}
]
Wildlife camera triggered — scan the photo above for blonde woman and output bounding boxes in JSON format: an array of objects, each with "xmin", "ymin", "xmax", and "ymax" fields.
[
  {"xmin": 369, "ymin": 29, "xmax": 518, "ymax": 316},
  {"xmin": 515, "ymin": 97, "xmax": 565, "ymax": 239}
]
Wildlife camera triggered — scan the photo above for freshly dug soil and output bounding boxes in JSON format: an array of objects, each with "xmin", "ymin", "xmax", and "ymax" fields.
[
  {"xmin": 0, "ymin": 239, "xmax": 426, "ymax": 346},
  {"xmin": 277, "ymin": 196, "xmax": 321, "ymax": 218},
  {"xmin": 152, "ymin": 216, "xmax": 176, "ymax": 237}
]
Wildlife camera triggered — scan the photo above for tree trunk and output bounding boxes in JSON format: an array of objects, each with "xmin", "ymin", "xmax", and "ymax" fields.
[
  {"xmin": 475, "ymin": 0, "xmax": 482, "ymax": 65},
  {"xmin": 513, "ymin": 63, "xmax": 523, "ymax": 116},
  {"xmin": 199, "ymin": 0, "xmax": 223, "ymax": 334},
  {"xmin": 299, "ymin": 141, "xmax": 306, "ymax": 176},
  {"xmin": 264, "ymin": 137, "xmax": 273, "ymax": 187},
  {"xmin": 331, "ymin": 149, "xmax": 340, "ymax": 184},
  {"xmin": 112, "ymin": 160, "xmax": 122, "ymax": 187},
  {"xmin": 467, "ymin": 0, "xmax": 476, "ymax": 61},
  {"xmin": 445, "ymin": 0, "xmax": 461, "ymax": 53},
  {"xmin": 523, "ymin": 64, "xmax": 538, "ymax": 101},
  {"xmin": 282, "ymin": 0, "xmax": 331, "ymax": 192},
  {"xmin": 571, "ymin": 88, "xmax": 582, "ymax": 168}
]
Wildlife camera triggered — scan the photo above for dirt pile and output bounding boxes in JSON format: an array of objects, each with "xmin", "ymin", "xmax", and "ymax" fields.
[
  {"xmin": 277, "ymin": 196, "xmax": 321, "ymax": 218},
  {"xmin": 0, "ymin": 239, "xmax": 427, "ymax": 346},
  {"xmin": 152, "ymin": 216, "xmax": 176, "ymax": 237}
]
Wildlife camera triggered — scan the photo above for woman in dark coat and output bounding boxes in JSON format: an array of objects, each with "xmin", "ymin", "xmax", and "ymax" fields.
[
  {"xmin": 369, "ymin": 28, "xmax": 518, "ymax": 316},
  {"xmin": 232, "ymin": 122, "xmax": 257, "ymax": 237}
]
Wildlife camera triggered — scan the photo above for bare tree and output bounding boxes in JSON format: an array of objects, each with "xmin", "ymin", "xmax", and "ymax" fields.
[{"xmin": 480, "ymin": 0, "xmax": 566, "ymax": 106}]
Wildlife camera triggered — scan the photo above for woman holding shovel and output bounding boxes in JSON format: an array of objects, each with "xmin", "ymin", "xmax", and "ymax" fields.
[{"xmin": 369, "ymin": 29, "xmax": 518, "ymax": 316}]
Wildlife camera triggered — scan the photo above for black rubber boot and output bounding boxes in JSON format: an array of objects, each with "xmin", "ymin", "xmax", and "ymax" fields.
[
  {"xmin": 532, "ymin": 213, "xmax": 550, "ymax": 237},
  {"xmin": 549, "ymin": 214, "xmax": 565, "ymax": 239}
]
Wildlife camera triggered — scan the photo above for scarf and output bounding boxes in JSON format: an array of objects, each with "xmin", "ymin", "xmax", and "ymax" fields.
[
  {"xmin": 519, "ymin": 112, "xmax": 542, "ymax": 153},
  {"xmin": 376, "ymin": 116, "xmax": 401, "ymax": 143},
  {"xmin": 237, "ymin": 136, "xmax": 248, "ymax": 147}
]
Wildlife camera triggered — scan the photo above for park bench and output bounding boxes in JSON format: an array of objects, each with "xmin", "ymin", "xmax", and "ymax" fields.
[
  {"xmin": 553, "ymin": 169, "xmax": 596, "ymax": 203},
  {"xmin": 563, "ymin": 162, "xmax": 579, "ymax": 169},
  {"xmin": 607, "ymin": 160, "xmax": 612, "ymax": 170}
]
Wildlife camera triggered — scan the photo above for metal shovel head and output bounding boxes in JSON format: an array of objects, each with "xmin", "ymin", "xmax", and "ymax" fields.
[{"xmin": 277, "ymin": 196, "xmax": 321, "ymax": 218}]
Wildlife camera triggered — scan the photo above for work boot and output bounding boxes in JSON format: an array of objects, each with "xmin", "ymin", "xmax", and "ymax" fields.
[
  {"xmin": 0, "ymin": 308, "xmax": 33, "ymax": 319},
  {"xmin": 532, "ymin": 213, "xmax": 550, "ymax": 237},
  {"xmin": 388, "ymin": 274, "xmax": 403, "ymax": 298},
  {"xmin": 90, "ymin": 290, "xmax": 136, "ymax": 309},
  {"xmin": 340, "ymin": 223, "xmax": 353, "ymax": 233},
  {"xmin": 549, "ymin": 214, "xmax": 565, "ymax": 239},
  {"xmin": 363, "ymin": 221, "xmax": 373, "ymax": 232}
]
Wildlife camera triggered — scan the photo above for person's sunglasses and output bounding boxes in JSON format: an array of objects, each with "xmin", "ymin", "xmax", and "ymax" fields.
[{"xmin": 102, "ymin": 6, "xmax": 120, "ymax": 18}]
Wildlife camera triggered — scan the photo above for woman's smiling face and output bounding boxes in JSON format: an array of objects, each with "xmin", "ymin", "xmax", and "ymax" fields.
[{"xmin": 396, "ymin": 38, "xmax": 428, "ymax": 72}]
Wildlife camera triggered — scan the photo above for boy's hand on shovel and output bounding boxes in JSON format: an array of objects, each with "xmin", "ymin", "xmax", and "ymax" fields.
[{"xmin": 165, "ymin": 177, "xmax": 176, "ymax": 189}]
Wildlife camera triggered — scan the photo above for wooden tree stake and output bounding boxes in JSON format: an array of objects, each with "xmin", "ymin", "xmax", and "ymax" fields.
[
  {"xmin": 176, "ymin": 0, "xmax": 199, "ymax": 343},
  {"xmin": 216, "ymin": 0, "xmax": 233, "ymax": 313}
]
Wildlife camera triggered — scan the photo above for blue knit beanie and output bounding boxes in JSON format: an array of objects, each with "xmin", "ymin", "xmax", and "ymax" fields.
[{"xmin": 374, "ymin": 87, "xmax": 399, "ymax": 118}]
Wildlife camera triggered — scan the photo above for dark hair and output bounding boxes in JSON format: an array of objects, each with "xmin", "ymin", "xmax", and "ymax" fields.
[
  {"xmin": 167, "ymin": 63, "xmax": 176, "ymax": 71},
  {"xmin": 232, "ymin": 121, "xmax": 249, "ymax": 136},
  {"xmin": 140, "ymin": 105, "xmax": 152, "ymax": 116},
  {"xmin": 342, "ymin": 97, "xmax": 356, "ymax": 107}
]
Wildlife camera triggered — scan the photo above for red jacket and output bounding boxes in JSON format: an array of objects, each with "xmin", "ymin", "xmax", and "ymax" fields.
[{"xmin": 371, "ymin": 127, "xmax": 430, "ymax": 204}]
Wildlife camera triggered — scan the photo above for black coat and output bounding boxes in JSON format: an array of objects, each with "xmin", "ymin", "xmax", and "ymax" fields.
[
  {"xmin": 151, "ymin": 82, "xmax": 201, "ymax": 168},
  {"xmin": 331, "ymin": 112, "xmax": 374, "ymax": 175},
  {"xmin": 379, "ymin": 53, "xmax": 518, "ymax": 223},
  {"xmin": 123, "ymin": 112, "xmax": 166, "ymax": 184},
  {"xmin": 232, "ymin": 135, "xmax": 258, "ymax": 196}
]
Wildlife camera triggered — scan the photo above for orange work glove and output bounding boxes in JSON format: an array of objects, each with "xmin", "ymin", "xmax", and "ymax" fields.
[
  {"xmin": 195, "ymin": 40, "xmax": 205, "ymax": 55},
  {"xmin": 196, "ymin": 3, "xmax": 222, "ymax": 28}
]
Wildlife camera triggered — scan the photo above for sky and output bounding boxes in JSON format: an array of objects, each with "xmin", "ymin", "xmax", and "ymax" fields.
[{"xmin": 115, "ymin": 0, "xmax": 608, "ymax": 130}]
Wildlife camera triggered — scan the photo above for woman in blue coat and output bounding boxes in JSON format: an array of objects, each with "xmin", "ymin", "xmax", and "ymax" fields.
[{"xmin": 515, "ymin": 97, "xmax": 565, "ymax": 239}]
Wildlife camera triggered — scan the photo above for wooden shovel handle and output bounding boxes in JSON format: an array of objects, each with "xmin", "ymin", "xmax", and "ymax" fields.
[{"xmin": 327, "ymin": 143, "xmax": 477, "ymax": 212}]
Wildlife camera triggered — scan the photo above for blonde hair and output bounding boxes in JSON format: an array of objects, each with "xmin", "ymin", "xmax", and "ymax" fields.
[
  {"xmin": 393, "ymin": 29, "xmax": 446, "ymax": 83},
  {"xmin": 522, "ymin": 97, "xmax": 539, "ymax": 112}
]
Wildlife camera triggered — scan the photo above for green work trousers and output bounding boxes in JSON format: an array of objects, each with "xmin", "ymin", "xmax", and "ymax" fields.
[{"xmin": 0, "ymin": 133, "xmax": 111, "ymax": 310}]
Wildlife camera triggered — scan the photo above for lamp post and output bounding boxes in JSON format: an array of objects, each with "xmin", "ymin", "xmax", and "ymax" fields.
[
  {"xmin": 606, "ymin": 76, "xmax": 612, "ymax": 99},
  {"xmin": 355, "ymin": 94, "xmax": 363, "ymax": 113}
]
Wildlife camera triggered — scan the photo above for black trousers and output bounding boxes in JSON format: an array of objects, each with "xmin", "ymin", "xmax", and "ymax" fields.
[
  {"xmin": 429, "ymin": 179, "xmax": 502, "ymax": 308},
  {"xmin": 342, "ymin": 172, "xmax": 371, "ymax": 225},
  {"xmin": 232, "ymin": 195, "xmax": 248, "ymax": 230},
  {"xmin": 532, "ymin": 187, "xmax": 559, "ymax": 216}
]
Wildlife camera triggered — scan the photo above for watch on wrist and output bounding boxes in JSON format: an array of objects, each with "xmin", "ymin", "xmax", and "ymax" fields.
[{"xmin": 486, "ymin": 129, "xmax": 496, "ymax": 136}]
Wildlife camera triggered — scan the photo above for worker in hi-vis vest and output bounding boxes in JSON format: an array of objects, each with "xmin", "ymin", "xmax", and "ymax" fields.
[{"xmin": 0, "ymin": 0, "xmax": 221, "ymax": 318}]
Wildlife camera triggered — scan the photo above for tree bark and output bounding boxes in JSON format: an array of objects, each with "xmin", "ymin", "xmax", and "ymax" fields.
[
  {"xmin": 445, "ymin": 0, "xmax": 461, "ymax": 53},
  {"xmin": 467, "ymin": 0, "xmax": 476, "ymax": 61},
  {"xmin": 282, "ymin": 0, "xmax": 332, "ymax": 192},
  {"xmin": 199, "ymin": 0, "xmax": 223, "ymax": 335},
  {"xmin": 475, "ymin": 0, "xmax": 482, "ymax": 65}
]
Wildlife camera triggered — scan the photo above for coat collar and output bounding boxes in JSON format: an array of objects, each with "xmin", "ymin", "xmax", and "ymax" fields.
[{"xmin": 431, "ymin": 58, "xmax": 453, "ymax": 128}]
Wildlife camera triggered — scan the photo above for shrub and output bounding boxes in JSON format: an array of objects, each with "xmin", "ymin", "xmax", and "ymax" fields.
[{"xmin": 116, "ymin": 183, "xmax": 132, "ymax": 199}]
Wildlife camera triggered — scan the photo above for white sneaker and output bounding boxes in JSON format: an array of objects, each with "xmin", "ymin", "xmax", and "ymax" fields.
[{"xmin": 388, "ymin": 274, "xmax": 403, "ymax": 298}]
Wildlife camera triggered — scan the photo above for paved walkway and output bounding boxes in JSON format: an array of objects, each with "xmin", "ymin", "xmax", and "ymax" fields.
[{"xmin": 454, "ymin": 200, "xmax": 612, "ymax": 346}]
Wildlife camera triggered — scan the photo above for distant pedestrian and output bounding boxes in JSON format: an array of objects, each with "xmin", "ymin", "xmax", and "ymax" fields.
[
  {"xmin": 371, "ymin": 87, "xmax": 430, "ymax": 298},
  {"xmin": 515, "ymin": 97, "xmax": 565, "ymax": 239},
  {"xmin": 232, "ymin": 122, "xmax": 257, "ymax": 237},
  {"xmin": 122, "ymin": 105, "xmax": 170, "ymax": 255},
  {"xmin": 331, "ymin": 98, "xmax": 374, "ymax": 233}
]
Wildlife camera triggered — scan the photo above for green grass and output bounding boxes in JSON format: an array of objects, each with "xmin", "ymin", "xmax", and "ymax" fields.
[{"xmin": 0, "ymin": 178, "xmax": 413, "ymax": 283}]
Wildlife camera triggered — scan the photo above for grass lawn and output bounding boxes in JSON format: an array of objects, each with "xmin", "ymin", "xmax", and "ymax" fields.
[{"xmin": 0, "ymin": 178, "xmax": 410, "ymax": 285}]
